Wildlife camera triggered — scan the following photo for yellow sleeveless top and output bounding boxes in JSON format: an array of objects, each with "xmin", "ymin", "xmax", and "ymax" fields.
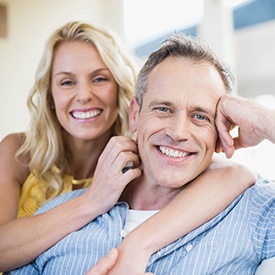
[{"xmin": 17, "ymin": 166, "xmax": 92, "ymax": 218}]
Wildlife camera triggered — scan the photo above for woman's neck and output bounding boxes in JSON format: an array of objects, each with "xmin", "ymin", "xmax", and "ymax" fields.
[{"xmin": 63, "ymin": 131, "xmax": 113, "ymax": 180}]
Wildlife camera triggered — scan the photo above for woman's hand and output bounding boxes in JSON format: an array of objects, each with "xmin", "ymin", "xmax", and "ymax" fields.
[
  {"xmin": 104, "ymin": 241, "xmax": 151, "ymax": 275},
  {"xmin": 82, "ymin": 136, "xmax": 142, "ymax": 217},
  {"xmin": 85, "ymin": 248, "xmax": 154, "ymax": 275}
]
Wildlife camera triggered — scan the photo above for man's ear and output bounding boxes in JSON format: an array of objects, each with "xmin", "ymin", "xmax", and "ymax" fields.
[{"xmin": 129, "ymin": 97, "xmax": 139, "ymax": 133}]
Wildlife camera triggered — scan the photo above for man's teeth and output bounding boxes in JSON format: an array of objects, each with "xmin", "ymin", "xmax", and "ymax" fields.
[
  {"xmin": 159, "ymin": 146, "xmax": 189, "ymax": 158},
  {"xmin": 72, "ymin": 110, "xmax": 101, "ymax": 119}
]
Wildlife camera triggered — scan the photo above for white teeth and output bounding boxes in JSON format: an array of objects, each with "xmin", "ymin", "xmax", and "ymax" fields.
[
  {"xmin": 159, "ymin": 146, "xmax": 189, "ymax": 158},
  {"xmin": 72, "ymin": 110, "xmax": 101, "ymax": 119}
]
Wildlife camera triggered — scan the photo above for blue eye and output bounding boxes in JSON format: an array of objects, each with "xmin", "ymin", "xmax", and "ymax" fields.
[
  {"xmin": 195, "ymin": 114, "xmax": 206, "ymax": 120},
  {"xmin": 158, "ymin": 107, "xmax": 169, "ymax": 112},
  {"xmin": 61, "ymin": 80, "xmax": 74, "ymax": 86},
  {"xmin": 93, "ymin": 76, "xmax": 108, "ymax": 83}
]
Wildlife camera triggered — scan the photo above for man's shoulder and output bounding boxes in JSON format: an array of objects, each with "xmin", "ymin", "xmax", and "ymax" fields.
[
  {"xmin": 243, "ymin": 174, "xmax": 275, "ymax": 206},
  {"xmin": 251, "ymin": 174, "xmax": 275, "ymax": 192},
  {"xmin": 35, "ymin": 189, "xmax": 86, "ymax": 215}
]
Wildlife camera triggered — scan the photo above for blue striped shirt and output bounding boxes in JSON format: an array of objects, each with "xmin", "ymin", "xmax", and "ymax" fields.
[{"xmin": 11, "ymin": 175, "xmax": 275, "ymax": 275}]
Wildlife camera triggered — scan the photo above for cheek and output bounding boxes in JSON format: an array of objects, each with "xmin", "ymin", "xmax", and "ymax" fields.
[
  {"xmin": 193, "ymin": 124, "xmax": 217, "ymax": 147},
  {"xmin": 203, "ymin": 127, "xmax": 218, "ymax": 151},
  {"xmin": 51, "ymin": 87, "xmax": 69, "ymax": 109},
  {"xmin": 136, "ymin": 121, "xmax": 160, "ymax": 147},
  {"xmin": 103, "ymin": 85, "xmax": 119, "ymax": 110},
  {"xmin": 52, "ymin": 95, "xmax": 70, "ymax": 116}
]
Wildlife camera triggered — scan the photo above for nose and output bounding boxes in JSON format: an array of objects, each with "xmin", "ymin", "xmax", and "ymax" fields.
[
  {"xmin": 75, "ymin": 81, "xmax": 93, "ymax": 104},
  {"xmin": 164, "ymin": 113, "xmax": 192, "ymax": 141}
]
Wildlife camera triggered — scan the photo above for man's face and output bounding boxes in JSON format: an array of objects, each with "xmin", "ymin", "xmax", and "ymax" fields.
[{"xmin": 130, "ymin": 57, "xmax": 227, "ymax": 189}]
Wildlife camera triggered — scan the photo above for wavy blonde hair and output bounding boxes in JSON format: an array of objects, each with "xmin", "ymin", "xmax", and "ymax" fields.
[{"xmin": 17, "ymin": 21, "xmax": 138, "ymax": 198}]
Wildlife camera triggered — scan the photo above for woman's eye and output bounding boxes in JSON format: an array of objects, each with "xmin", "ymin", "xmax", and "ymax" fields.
[
  {"xmin": 93, "ymin": 76, "xmax": 108, "ymax": 83},
  {"xmin": 61, "ymin": 80, "xmax": 74, "ymax": 86}
]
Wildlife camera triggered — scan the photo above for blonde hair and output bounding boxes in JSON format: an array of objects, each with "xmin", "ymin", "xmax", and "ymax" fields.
[{"xmin": 17, "ymin": 21, "xmax": 138, "ymax": 198}]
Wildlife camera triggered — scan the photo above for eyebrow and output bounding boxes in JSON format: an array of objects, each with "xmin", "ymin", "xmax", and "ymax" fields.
[
  {"xmin": 148, "ymin": 100, "xmax": 175, "ymax": 108},
  {"xmin": 193, "ymin": 106, "xmax": 214, "ymax": 115},
  {"xmin": 149, "ymin": 101, "xmax": 214, "ymax": 113},
  {"xmin": 54, "ymin": 67, "xmax": 110, "ymax": 77},
  {"xmin": 149, "ymin": 100, "xmax": 216, "ymax": 119}
]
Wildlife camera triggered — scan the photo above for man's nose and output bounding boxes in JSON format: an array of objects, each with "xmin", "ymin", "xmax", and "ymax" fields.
[{"xmin": 164, "ymin": 114, "xmax": 191, "ymax": 141}]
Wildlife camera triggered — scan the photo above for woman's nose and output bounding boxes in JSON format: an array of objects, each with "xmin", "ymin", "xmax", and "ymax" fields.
[{"xmin": 75, "ymin": 82, "xmax": 93, "ymax": 103}]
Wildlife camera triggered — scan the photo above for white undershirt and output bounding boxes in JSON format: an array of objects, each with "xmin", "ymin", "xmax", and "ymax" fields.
[{"xmin": 124, "ymin": 209, "xmax": 159, "ymax": 235}]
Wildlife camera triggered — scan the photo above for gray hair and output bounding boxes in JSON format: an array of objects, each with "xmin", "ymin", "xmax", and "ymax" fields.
[{"xmin": 136, "ymin": 33, "xmax": 235, "ymax": 108}]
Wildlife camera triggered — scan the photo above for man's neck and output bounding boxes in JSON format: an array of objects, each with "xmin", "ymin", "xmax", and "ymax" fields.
[{"xmin": 119, "ymin": 176, "xmax": 183, "ymax": 210}]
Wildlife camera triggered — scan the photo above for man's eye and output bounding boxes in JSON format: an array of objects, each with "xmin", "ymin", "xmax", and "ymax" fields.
[
  {"xmin": 157, "ymin": 107, "xmax": 169, "ymax": 112},
  {"xmin": 195, "ymin": 114, "xmax": 206, "ymax": 120},
  {"xmin": 194, "ymin": 114, "xmax": 213, "ymax": 124}
]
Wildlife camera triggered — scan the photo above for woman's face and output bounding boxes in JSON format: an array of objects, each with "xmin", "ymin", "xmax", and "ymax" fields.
[{"xmin": 51, "ymin": 41, "xmax": 119, "ymax": 142}]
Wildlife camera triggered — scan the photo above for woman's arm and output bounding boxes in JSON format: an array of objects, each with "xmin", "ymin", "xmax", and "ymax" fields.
[
  {"xmin": 0, "ymin": 135, "xmax": 140, "ymax": 272},
  {"xmin": 0, "ymin": 134, "xmax": 110, "ymax": 271},
  {"xmin": 85, "ymin": 248, "xmax": 154, "ymax": 275},
  {"xmin": 107, "ymin": 158, "xmax": 256, "ymax": 274}
]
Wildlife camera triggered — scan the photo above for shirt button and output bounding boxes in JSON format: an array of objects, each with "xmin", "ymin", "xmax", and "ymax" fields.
[
  {"xmin": 120, "ymin": 229, "xmax": 127, "ymax": 238},
  {"xmin": 186, "ymin": 244, "xmax": 193, "ymax": 252}
]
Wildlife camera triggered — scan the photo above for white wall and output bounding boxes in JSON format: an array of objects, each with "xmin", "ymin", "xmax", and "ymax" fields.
[
  {"xmin": 234, "ymin": 20, "xmax": 275, "ymax": 98},
  {"xmin": 0, "ymin": 0, "xmax": 125, "ymax": 140}
]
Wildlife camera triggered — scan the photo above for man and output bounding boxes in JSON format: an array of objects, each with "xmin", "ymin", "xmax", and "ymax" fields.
[
  {"xmin": 11, "ymin": 34, "xmax": 275, "ymax": 274},
  {"xmin": 88, "ymin": 93, "xmax": 275, "ymax": 275}
]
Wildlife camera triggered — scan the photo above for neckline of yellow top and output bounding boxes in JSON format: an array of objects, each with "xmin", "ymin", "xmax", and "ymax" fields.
[{"xmin": 51, "ymin": 165, "xmax": 92, "ymax": 186}]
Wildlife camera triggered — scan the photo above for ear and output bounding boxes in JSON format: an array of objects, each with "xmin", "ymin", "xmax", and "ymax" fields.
[{"xmin": 129, "ymin": 97, "xmax": 139, "ymax": 133}]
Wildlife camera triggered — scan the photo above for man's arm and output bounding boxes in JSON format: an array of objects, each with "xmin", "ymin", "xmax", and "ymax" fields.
[{"xmin": 215, "ymin": 94, "xmax": 275, "ymax": 158}]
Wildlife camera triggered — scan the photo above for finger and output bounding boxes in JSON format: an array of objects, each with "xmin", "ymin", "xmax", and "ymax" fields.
[
  {"xmin": 122, "ymin": 161, "xmax": 134, "ymax": 174},
  {"xmin": 215, "ymin": 137, "xmax": 222, "ymax": 153},
  {"xmin": 119, "ymin": 151, "xmax": 140, "ymax": 174},
  {"xmin": 99, "ymin": 137, "xmax": 138, "ymax": 169},
  {"xmin": 85, "ymin": 248, "xmax": 118, "ymax": 275},
  {"xmin": 224, "ymin": 145, "xmax": 235, "ymax": 159},
  {"xmin": 214, "ymin": 133, "xmax": 235, "ymax": 158},
  {"xmin": 232, "ymin": 137, "xmax": 245, "ymax": 151}
]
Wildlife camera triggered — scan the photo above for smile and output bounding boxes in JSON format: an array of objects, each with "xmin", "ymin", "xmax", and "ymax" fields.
[
  {"xmin": 158, "ymin": 146, "xmax": 191, "ymax": 158},
  {"xmin": 71, "ymin": 109, "xmax": 102, "ymax": 119}
]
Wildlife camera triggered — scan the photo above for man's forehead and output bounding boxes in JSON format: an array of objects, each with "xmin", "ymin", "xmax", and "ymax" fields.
[{"xmin": 144, "ymin": 58, "xmax": 226, "ymax": 103}]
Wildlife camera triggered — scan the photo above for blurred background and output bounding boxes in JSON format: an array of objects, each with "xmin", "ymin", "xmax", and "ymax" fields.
[{"xmin": 0, "ymin": 0, "xmax": 274, "ymax": 179}]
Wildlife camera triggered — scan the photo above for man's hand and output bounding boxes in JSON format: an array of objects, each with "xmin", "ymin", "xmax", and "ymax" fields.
[{"xmin": 215, "ymin": 94, "xmax": 275, "ymax": 158}]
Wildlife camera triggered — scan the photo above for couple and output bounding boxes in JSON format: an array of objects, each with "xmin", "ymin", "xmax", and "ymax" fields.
[{"xmin": 11, "ymin": 32, "xmax": 275, "ymax": 274}]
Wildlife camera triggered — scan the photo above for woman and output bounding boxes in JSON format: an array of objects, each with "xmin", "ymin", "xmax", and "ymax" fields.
[{"xmin": 0, "ymin": 21, "xmax": 254, "ymax": 273}]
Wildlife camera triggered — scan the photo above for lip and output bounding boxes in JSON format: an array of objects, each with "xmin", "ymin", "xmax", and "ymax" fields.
[
  {"xmin": 156, "ymin": 145, "xmax": 195, "ymax": 160},
  {"xmin": 70, "ymin": 108, "xmax": 103, "ymax": 120}
]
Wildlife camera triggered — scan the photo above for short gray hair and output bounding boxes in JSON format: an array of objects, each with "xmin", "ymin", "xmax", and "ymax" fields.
[{"xmin": 136, "ymin": 33, "xmax": 235, "ymax": 108}]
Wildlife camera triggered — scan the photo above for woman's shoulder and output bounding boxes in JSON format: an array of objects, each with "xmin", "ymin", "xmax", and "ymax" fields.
[
  {"xmin": 0, "ymin": 132, "xmax": 26, "ymax": 147},
  {"xmin": 0, "ymin": 132, "xmax": 30, "ymax": 185}
]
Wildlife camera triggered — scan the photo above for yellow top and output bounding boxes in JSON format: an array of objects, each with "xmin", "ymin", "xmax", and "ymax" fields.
[{"xmin": 17, "ymin": 166, "xmax": 92, "ymax": 218}]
